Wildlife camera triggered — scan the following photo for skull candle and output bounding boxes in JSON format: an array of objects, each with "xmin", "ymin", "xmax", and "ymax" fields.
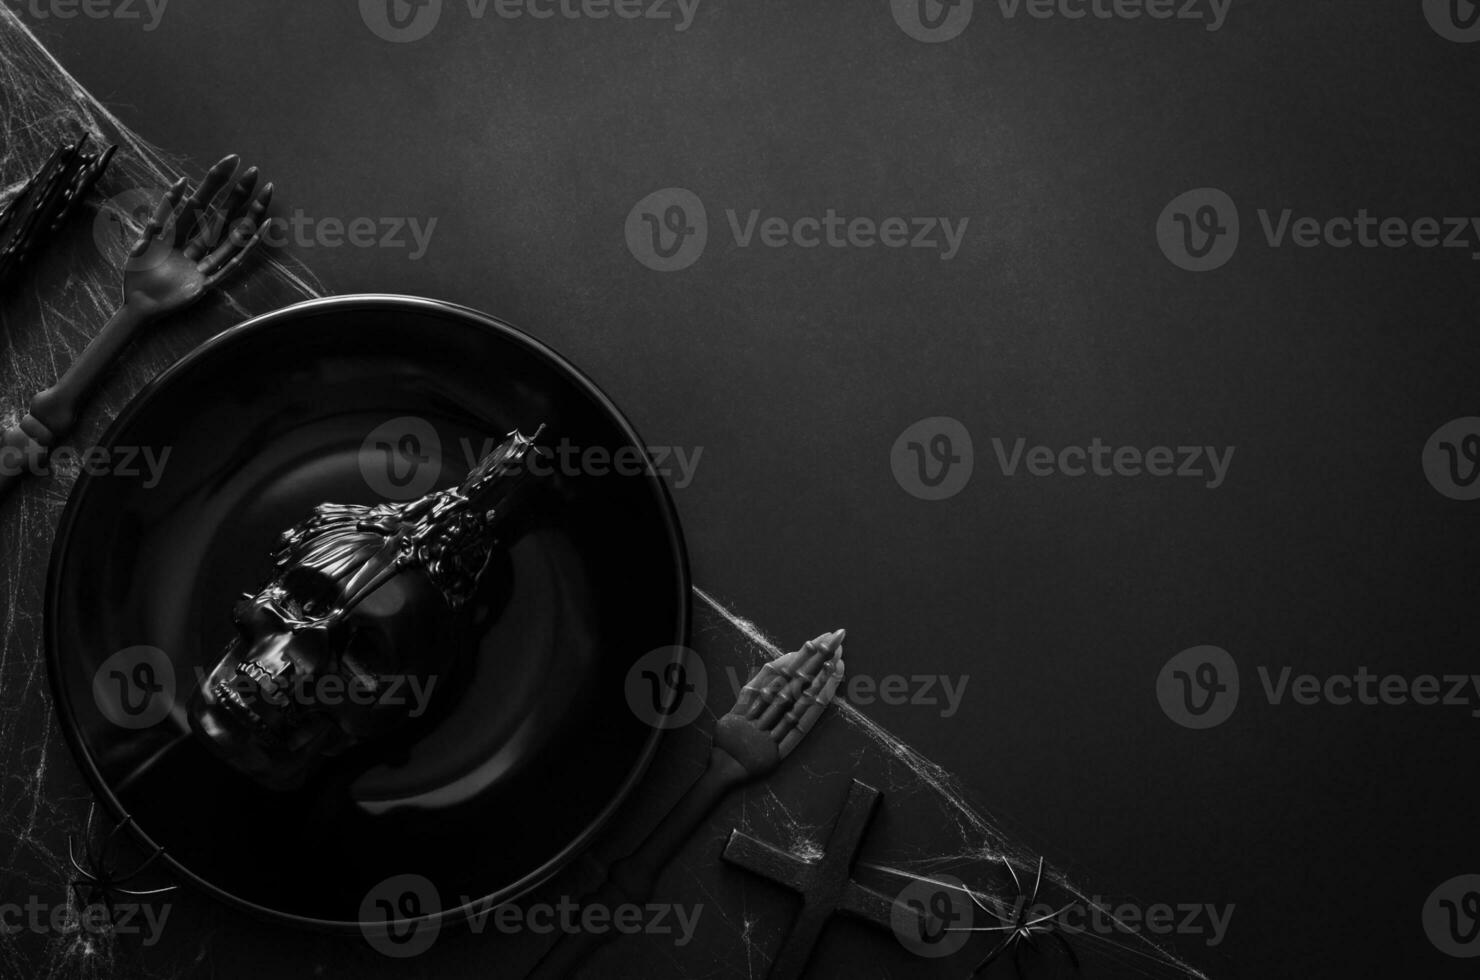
[{"xmin": 188, "ymin": 428, "xmax": 544, "ymax": 791}]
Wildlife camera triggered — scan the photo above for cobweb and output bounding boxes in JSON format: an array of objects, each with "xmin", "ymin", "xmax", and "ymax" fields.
[{"xmin": 0, "ymin": 6, "xmax": 1208, "ymax": 978}]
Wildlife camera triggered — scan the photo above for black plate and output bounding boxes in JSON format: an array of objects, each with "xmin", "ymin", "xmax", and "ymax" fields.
[{"xmin": 45, "ymin": 295, "xmax": 689, "ymax": 928}]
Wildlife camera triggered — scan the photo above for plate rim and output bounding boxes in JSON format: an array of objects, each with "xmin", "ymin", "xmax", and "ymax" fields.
[{"xmin": 44, "ymin": 292, "xmax": 692, "ymax": 932}]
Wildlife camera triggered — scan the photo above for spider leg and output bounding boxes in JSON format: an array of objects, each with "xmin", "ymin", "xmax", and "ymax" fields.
[
  {"xmin": 99, "ymin": 813, "xmax": 135, "ymax": 871},
  {"xmin": 1001, "ymin": 855, "xmax": 1023, "ymax": 896},
  {"xmin": 1023, "ymin": 903, "xmax": 1077, "ymax": 929},
  {"xmin": 113, "ymin": 884, "xmax": 176, "ymax": 898},
  {"xmin": 67, "ymin": 835, "xmax": 92, "ymax": 879},
  {"xmin": 110, "ymin": 844, "xmax": 168, "ymax": 887},
  {"xmin": 968, "ymin": 892, "xmax": 1015, "ymax": 925},
  {"xmin": 971, "ymin": 932, "xmax": 1017, "ymax": 976},
  {"xmin": 1047, "ymin": 929, "xmax": 1081, "ymax": 971},
  {"xmin": 82, "ymin": 803, "xmax": 104, "ymax": 873},
  {"xmin": 1028, "ymin": 856, "xmax": 1045, "ymax": 907}
]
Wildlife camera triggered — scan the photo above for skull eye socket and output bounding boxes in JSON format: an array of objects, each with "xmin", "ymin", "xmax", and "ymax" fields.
[
  {"xmin": 278, "ymin": 567, "xmax": 342, "ymax": 621},
  {"xmin": 340, "ymin": 623, "xmax": 396, "ymax": 691}
]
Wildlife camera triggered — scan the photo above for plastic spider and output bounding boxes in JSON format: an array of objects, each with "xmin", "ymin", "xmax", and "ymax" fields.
[
  {"xmin": 66, "ymin": 803, "xmax": 176, "ymax": 926},
  {"xmin": 963, "ymin": 855, "xmax": 1080, "ymax": 978}
]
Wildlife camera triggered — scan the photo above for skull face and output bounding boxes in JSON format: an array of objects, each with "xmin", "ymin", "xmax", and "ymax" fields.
[
  {"xmin": 187, "ymin": 429, "xmax": 541, "ymax": 791},
  {"xmin": 188, "ymin": 564, "xmax": 458, "ymax": 791}
]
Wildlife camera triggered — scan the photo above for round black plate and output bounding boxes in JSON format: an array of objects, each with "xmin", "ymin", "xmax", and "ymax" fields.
[{"xmin": 46, "ymin": 295, "xmax": 689, "ymax": 928}]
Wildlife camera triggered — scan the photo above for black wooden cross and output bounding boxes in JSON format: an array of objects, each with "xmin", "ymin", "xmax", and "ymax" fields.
[{"xmin": 721, "ymin": 779, "xmax": 909, "ymax": 980}]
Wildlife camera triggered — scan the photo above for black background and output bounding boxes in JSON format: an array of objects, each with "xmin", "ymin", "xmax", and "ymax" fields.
[{"xmin": 14, "ymin": 0, "xmax": 1480, "ymax": 976}]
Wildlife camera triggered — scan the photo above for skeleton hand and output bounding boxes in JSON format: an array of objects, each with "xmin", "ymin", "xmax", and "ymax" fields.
[
  {"xmin": 0, "ymin": 153, "xmax": 272, "ymax": 502},
  {"xmin": 122, "ymin": 154, "xmax": 272, "ymax": 318}
]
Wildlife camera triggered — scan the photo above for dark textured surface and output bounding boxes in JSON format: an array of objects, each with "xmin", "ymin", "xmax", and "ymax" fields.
[{"xmin": 4, "ymin": 1, "xmax": 1480, "ymax": 977}]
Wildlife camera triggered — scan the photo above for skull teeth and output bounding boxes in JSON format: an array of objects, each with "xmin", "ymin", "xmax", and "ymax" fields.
[{"xmin": 213, "ymin": 679, "xmax": 268, "ymax": 733}]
